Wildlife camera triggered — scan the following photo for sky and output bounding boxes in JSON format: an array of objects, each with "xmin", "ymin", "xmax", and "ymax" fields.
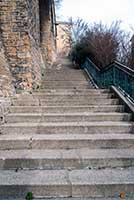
[{"xmin": 57, "ymin": 0, "xmax": 134, "ymax": 32}]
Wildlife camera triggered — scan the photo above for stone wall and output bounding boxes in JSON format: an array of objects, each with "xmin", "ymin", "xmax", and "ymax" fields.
[
  {"xmin": 0, "ymin": 41, "xmax": 15, "ymax": 97},
  {"xmin": 0, "ymin": 0, "xmax": 56, "ymax": 92},
  {"xmin": 0, "ymin": 41, "xmax": 14, "ymax": 125}
]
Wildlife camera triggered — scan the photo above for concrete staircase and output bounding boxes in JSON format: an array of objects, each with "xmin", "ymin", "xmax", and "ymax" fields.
[{"xmin": 0, "ymin": 59, "xmax": 134, "ymax": 199}]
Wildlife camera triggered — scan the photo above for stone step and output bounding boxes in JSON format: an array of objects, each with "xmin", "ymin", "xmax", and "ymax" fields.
[
  {"xmin": 0, "ymin": 133, "xmax": 134, "ymax": 150},
  {"xmin": 32, "ymin": 91, "xmax": 109, "ymax": 96},
  {"xmin": 0, "ymin": 149, "xmax": 134, "ymax": 170},
  {"xmin": 11, "ymin": 99, "xmax": 39, "ymax": 106},
  {"xmin": 6, "ymin": 198, "xmax": 132, "ymax": 200},
  {"xmin": 44, "ymin": 71, "xmax": 86, "ymax": 75},
  {"xmin": 44, "ymin": 74, "xmax": 87, "ymax": 81},
  {"xmin": 41, "ymin": 85, "xmax": 93, "ymax": 89},
  {"xmin": 44, "ymin": 69, "xmax": 84, "ymax": 74},
  {"xmin": 34, "ymin": 89, "xmax": 110, "ymax": 94},
  {"xmin": 44, "ymin": 70, "xmax": 85, "ymax": 74},
  {"xmin": 1, "ymin": 122, "xmax": 133, "ymax": 134},
  {"xmin": 5, "ymin": 113, "xmax": 131, "ymax": 123},
  {"xmin": 41, "ymin": 80, "xmax": 89, "ymax": 86},
  {"xmin": 8, "ymin": 105, "xmax": 125, "ymax": 113},
  {"xmin": 11, "ymin": 99, "xmax": 119, "ymax": 106},
  {"xmin": 0, "ymin": 168, "xmax": 134, "ymax": 198},
  {"xmin": 14, "ymin": 93, "xmax": 114, "ymax": 100},
  {"xmin": 44, "ymin": 69, "xmax": 85, "ymax": 74},
  {"xmin": 39, "ymin": 99, "xmax": 119, "ymax": 106},
  {"xmin": 44, "ymin": 77, "xmax": 87, "ymax": 81}
]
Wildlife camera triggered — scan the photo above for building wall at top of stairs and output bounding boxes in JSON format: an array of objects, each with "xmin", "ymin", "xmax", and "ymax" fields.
[{"xmin": 0, "ymin": 0, "xmax": 56, "ymax": 93}]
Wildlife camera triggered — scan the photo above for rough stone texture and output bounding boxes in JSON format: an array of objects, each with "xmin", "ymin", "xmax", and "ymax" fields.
[
  {"xmin": 0, "ymin": 133, "xmax": 134, "ymax": 151},
  {"xmin": 0, "ymin": 0, "xmax": 55, "ymax": 92},
  {"xmin": 0, "ymin": 0, "xmax": 56, "ymax": 132},
  {"xmin": 0, "ymin": 42, "xmax": 15, "ymax": 97},
  {"xmin": 0, "ymin": 41, "xmax": 15, "ymax": 125},
  {"xmin": 0, "ymin": 169, "xmax": 134, "ymax": 198}
]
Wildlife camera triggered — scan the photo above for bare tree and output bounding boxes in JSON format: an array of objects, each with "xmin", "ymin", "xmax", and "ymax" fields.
[
  {"xmin": 54, "ymin": 0, "xmax": 63, "ymax": 8},
  {"xmin": 71, "ymin": 21, "xmax": 132, "ymax": 69},
  {"xmin": 69, "ymin": 18, "xmax": 88, "ymax": 45},
  {"xmin": 117, "ymin": 31, "xmax": 131, "ymax": 67},
  {"xmin": 84, "ymin": 21, "xmax": 122, "ymax": 68},
  {"xmin": 130, "ymin": 35, "xmax": 134, "ymax": 69}
]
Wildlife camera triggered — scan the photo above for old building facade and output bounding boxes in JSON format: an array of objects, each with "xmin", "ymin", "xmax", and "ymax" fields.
[
  {"xmin": 56, "ymin": 21, "xmax": 72, "ymax": 57},
  {"xmin": 0, "ymin": 0, "xmax": 56, "ymax": 94}
]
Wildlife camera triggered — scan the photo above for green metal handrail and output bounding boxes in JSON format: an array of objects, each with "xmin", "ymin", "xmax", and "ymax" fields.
[{"xmin": 82, "ymin": 58, "xmax": 134, "ymax": 100}]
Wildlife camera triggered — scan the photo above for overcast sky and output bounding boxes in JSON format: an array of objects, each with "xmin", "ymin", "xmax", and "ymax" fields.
[{"xmin": 57, "ymin": 0, "xmax": 134, "ymax": 32}]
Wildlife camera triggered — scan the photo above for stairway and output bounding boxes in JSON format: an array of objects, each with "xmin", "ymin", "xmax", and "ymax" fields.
[{"xmin": 0, "ymin": 58, "xmax": 134, "ymax": 199}]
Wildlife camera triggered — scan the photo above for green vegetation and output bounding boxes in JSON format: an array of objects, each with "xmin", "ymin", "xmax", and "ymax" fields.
[{"xmin": 25, "ymin": 192, "xmax": 33, "ymax": 200}]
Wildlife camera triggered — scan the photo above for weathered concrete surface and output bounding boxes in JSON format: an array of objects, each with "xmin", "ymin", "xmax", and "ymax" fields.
[
  {"xmin": 8, "ymin": 105, "xmax": 125, "ymax": 113},
  {"xmin": 10, "ymin": 98, "xmax": 119, "ymax": 106},
  {"xmin": 0, "ymin": 133, "xmax": 134, "ymax": 150},
  {"xmin": 1, "ymin": 121, "xmax": 133, "ymax": 135},
  {"xmin": 0, "ymin": 169, "xmax": 134, "ymax": 198},
  {"xmin": 5, "ymin": 112, "xmax": 131, "ymax": 123},
  {"xmin": 34, "ymin": 89, "xmax": 110, "ymax": 94},
  {"xmin": 0, "ymin": 58, "xmax": 134, "ymax": 198},
  {"xmin": 0, "ymin": 149, "xmax": 134, "ymax": 170}
]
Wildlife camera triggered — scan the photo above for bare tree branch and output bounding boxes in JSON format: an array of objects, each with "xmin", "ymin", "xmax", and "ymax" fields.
[
  {"xmin": 70, "ymin": 21, "xmax": 132, "ymax": 69},
  {"xmin": 54, "ymin": 0, "xmax": 63, "ymax": 8}
]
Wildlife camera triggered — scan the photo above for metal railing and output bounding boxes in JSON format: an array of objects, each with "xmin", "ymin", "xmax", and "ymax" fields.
[{"xmin": 82, "ymin": 58, "xmax": 134, "ymax": 101}]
